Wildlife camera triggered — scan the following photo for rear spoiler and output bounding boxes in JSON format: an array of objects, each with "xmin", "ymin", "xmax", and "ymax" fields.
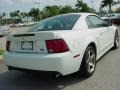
[{"xmin": 13, "ymin": 34, "xmax": 35, "ymax": 37}]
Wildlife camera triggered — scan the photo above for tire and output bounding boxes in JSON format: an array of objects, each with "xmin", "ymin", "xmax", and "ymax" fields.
[
  {"xmin": 80, "ymin": 46, "xmax": 96, "ymax": 78},
  {"xmin": 113, "ymin": 31, "xmax": 119, "ymax": 49}
]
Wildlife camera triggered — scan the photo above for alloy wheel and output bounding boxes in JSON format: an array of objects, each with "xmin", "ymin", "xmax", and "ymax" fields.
[
  {"xmin": 115, "ymin": 32, "xmax": 119, "ymax": 47},
  {"xmin": 86, "ymin": 50, "xmax": 96, "ymax": 73}
]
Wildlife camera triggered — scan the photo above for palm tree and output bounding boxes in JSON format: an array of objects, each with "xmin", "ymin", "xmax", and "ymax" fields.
[
  {"xmin": 0, "ymin": 12, "xmax": 6, "ymax": 19},
  {"xmin": 100, "ymin": 0, "xmax": 114, "ymax": 13},
  {"xmin": 75, "ymin": 0, "xmax": 91, "ymax": 12},
  {"xmin": 10, "ymin": 10, "xmax": 20, "ymax": 19},
  {"xmin": 0, "ymin": 12, "xmax": 6, "ymax": 25},
  {"xmin": 28, "ymin": 8, "xmax": 40, "ymax": 21},
  {"xmin": 21, "ymin": 12, "xmax": 29, "ymax": 22},
  {"xmin": 75, "ymin": 0, "xmax": 84, "ymax": 12},
  {"xmin": 10, "ymin": 10, "xmax": 21, "ymax": 23}
]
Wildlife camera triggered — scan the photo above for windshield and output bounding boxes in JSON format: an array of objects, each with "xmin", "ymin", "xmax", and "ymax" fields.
[{"xmin": 28, "ymin": 14, "xmax": 80, "ymax": 32}]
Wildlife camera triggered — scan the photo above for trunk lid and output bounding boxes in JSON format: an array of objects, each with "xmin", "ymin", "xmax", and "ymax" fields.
[{"xmin": 8, "ymin": 32, "xmax": 59, "ymax": 53}]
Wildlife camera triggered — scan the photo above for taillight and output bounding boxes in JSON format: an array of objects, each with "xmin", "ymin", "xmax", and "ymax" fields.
[
  {"xmin": 6, "ymin": 41, "xmax": 10, "ymax": 51},
  {"xmin": 46, "ymin": 39, "xmax": 69, "ymax": 53}
]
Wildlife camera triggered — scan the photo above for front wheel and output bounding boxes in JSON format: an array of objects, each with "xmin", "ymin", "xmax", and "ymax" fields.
[
  {"xmin": 113, "ymin": 31, "xmax": 119, "ymax": 49},
  {"xmin": 80, "ymin": 46, "xmax": 96, "ymax": 78}
]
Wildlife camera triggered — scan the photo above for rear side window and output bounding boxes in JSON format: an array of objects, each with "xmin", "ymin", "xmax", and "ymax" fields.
[
  {"xmin": 86, "ymin": 15, "xmax": 107, "ymax": 28},
  {"xmin": 86, "ymin": 17, "xmax": 93, "ymax": 28},
  {"xmin": 28, "ymin": 14, "xmax": 80, "ymax": 32}
]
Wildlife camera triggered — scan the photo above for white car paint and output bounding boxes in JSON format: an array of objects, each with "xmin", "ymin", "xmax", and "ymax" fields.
[{"xmin": 4, "ymin": 13, "xmax": 117, "ymax": 75}]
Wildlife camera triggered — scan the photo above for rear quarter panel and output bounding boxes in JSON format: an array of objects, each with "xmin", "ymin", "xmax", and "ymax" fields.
[{"xmin": 56, "ymin": 30, "xmax": 99, "ymax": 70}]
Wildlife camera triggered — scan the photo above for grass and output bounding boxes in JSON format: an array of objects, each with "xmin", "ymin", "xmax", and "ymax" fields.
[{"xmin": 0, "ymin": 50, "xmax": 4, "ymax": 55}]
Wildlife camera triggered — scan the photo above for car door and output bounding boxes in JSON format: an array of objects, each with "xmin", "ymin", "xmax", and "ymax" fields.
[{"xmin": 86, "ymin": 15, "xmax": 112, "ymax": 54}]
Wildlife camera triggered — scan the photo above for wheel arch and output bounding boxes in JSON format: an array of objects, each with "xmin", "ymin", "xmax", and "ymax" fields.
[
  {"xmin": 80, "ymin": 41, "xmax": 97, "ymax": 67},
  {"xmin": 79, "ymin": 42, "xmax": 97, "ymax": 76},
  {"xmin": 88, "ymin": 42, "xmax": 97, "ymax": 56}
]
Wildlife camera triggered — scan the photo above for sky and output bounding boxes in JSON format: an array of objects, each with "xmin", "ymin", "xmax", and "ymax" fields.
[{"xmin": 0, "ymin": 0, "xmax": 103, "ymax": 13}]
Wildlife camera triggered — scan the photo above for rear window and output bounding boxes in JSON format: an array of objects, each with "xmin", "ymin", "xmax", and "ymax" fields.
[{"xmin": 28, "ymin": 14, "xmax": 80, "ymax": 32}]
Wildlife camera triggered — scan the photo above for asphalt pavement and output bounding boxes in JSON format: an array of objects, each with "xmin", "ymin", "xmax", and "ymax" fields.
[{"xmin": 0, "ymin": 26, "xmax": 120, "ymax": 90}]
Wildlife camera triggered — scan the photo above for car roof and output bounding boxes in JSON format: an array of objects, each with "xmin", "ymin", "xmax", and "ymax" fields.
[{"xmin": 59, "ymin": 13, "xmax": 96, "ymax": 17}]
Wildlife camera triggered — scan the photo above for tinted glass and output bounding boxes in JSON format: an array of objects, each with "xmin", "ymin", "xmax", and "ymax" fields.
[
  {"xmin": 87, "ymin": 15, "xmax": 107, "ymax": 28},
  {"xmin": 86, "ymin": 18, "xmax": 93, "ymax": 28},
  {"xmin": 28, "ymin": 14, "xmax": 80, "ymax": 32}
]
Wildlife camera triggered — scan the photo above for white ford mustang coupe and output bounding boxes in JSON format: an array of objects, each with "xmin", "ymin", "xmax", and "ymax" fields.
[{"xmin": 4, "ymin": 13, "xmax": 119, "ymax": 77}]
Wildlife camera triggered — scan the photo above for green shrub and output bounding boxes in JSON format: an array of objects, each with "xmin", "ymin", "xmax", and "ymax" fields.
[{"xmin": 0, "ymin": 50, "xmax": 4, "ymax": 55}]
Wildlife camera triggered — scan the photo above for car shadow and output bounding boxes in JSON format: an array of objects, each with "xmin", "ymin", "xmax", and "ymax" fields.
[{"xmin": 0, "ymin": 70, "xmax": 88, "ymax": 90}]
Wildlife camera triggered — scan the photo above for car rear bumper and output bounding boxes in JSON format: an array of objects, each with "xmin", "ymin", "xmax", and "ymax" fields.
[
  {"xmin": 4, "ymin": 51, "xmax": 82, "ymax": 75},
  {"xmin": 7, "ymin": 65, "xmax": 60, "ymax": 75}
]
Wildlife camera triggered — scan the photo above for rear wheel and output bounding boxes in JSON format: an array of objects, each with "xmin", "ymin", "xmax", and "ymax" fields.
[
  {"xmin": 113, "ymin": 31, "xmax": 119, "ymax": 49},
  {"xmin": 80, "ymin": 46, "xmax": 96, "ymax": 78}
]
